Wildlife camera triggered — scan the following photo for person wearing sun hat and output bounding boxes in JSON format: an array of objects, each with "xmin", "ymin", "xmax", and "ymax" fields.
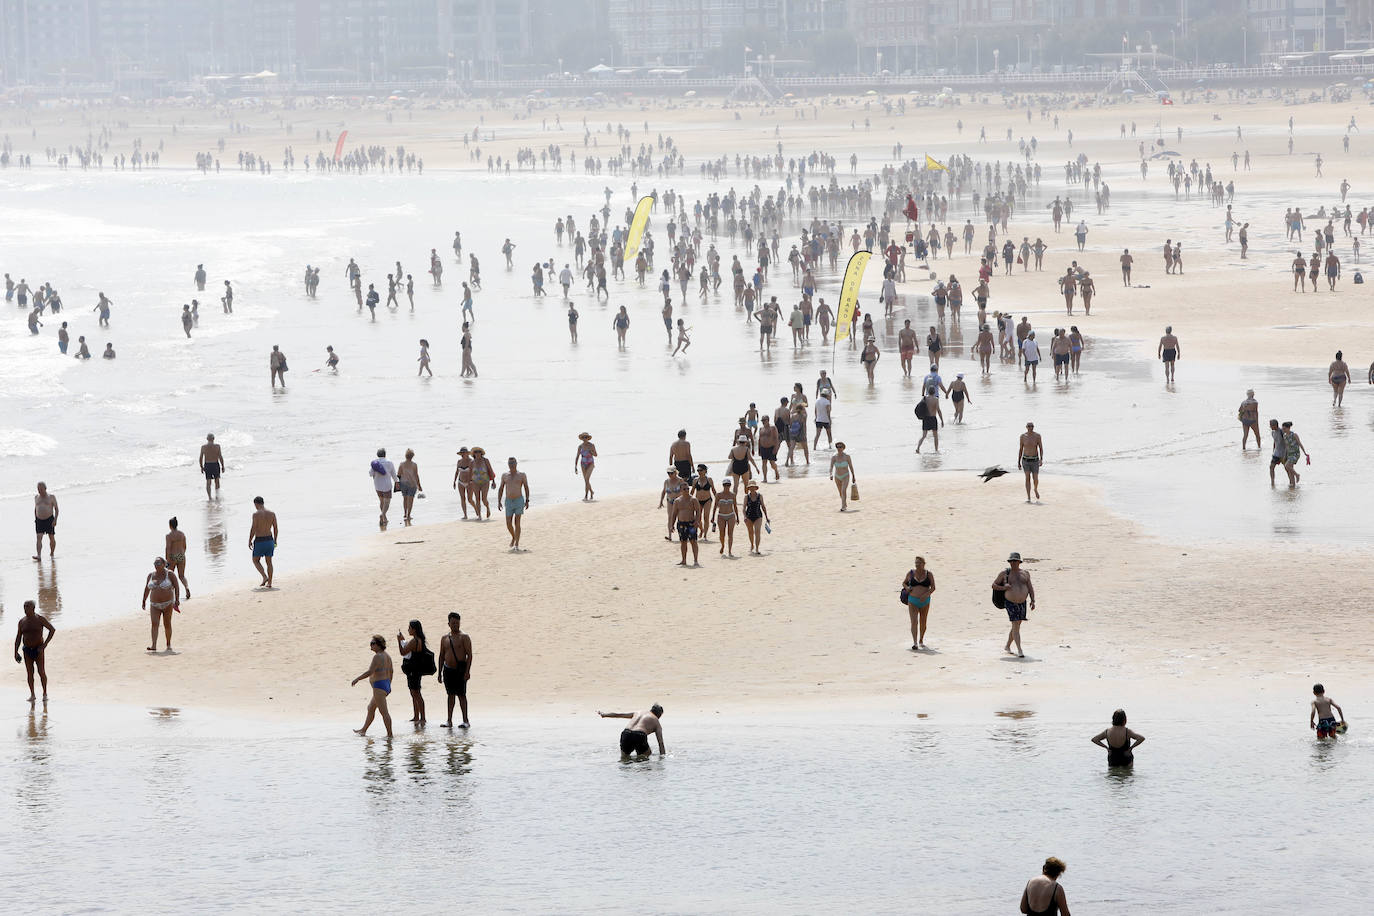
[
  {"xmin": 574, "ymin": 433, "xmax": 597, "ymax": 501},
  {"xmin": 658, "ymin": 467, "xmax": 684, "ymax": 540},
  {"xmin": 452, "ymin": 447, "xmax": 474, "ymax": 519},
  {"xmin": 741, "ymin": 481, "xmax": 770, "ymax": 555},
  {"xmin": 992, "ymin": 552, "xmax": 1035, "ymax": 658}
]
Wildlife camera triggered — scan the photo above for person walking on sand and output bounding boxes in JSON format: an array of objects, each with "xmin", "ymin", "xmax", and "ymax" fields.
[
  {"xmin": 370, "ymin": 448, "xmax": 398, "ymax": 527},
  {"xmin": 397, "ymin": 449, "xmax": 423, "ymax": 523},
  {"xmin": 902, "ymin": 556, "xmax": 935, "ymax": 650},
  {"xmin": 993, "ymin": 552, "xmax": 1035, "ymax": 658},
  {"xmin": 1021, "ymin": 331, "xmax": 1041, "ymax": 383},
  {"xmin": 1157, "ymin": 327, "xmax": 1180, "ymax": 383},
  {"xmin": 33, "ymin": 482, "xmax": 58, "ymax": 561},
  {"xmin": 397, "ymin": 619, "xmax": 430, "ymax": 726},
  {"xmin": 270, "ymin": 345, "xmax": 288, "ymax": 388},
  {"xmin": 1019, "ymin": 858, "xmax": 1071, "ymax": 916},
  {"xmin": 469, "ymin": 447, "xmax": 496, "ymax": 518},
  {"xmin": 757, "ymin": 417, "xmax": 780, "ymax": 483},
  {"xmin": 1019, "ymin": 423, "xmax": 1044, "ymax": 502},
  {"xmin": 575, "ymin": 433, "xmax": 598, "ymax": 500},
  {"xmin": 199, "ymin": 433, "xmax": 225, "ymax": 498},
  {"xmin": 351, "ymin": 635, "xmax": 394, "ymax": 739},
  {"xmin": 439, "ymin": 612, "xmax": 472, "ymax": 728},
  {"xmin": 165, "ymin": 517, "xmax": 190, "ymax": 599},
  {"xmin": 1092, "ymin": 709, "xmax": 1145, "ymax": 767},
  {"xmin": 829, "ymin": 442, "xmax": 856, "ymax": 511},
  {"xmin": 1329, "ymin": 351, "xmax": 1351, "ymax": 406},
  {"xmin": 742, "ymin": 481, "xmax": 770, "ymax": 554},
  {"xmin": 598, "ymin": 705, "xmax": 665, "ymax": 758},
  {"xmin": 713, "ymin": 479, "xmax": 739, "ymax": 557},
  {"xmin": 1238, "ymin": 390, "xmax": 1261, "ymax": 448},
  {"xmin": 1310, "ymin": 683, "xmax": 1346, "ymax": 739},
  {"xmin": 497, "ymin": 457, "xmax": 530, "ymax": 549},
  {"xmin": 671, "ymin": 488, "xmax": 701, "ymax": 566},
  {"xmin": 726, "ymin": 435, "xmax": 758, "ymax": 494},
  {"xmin": 142, "ymin": 557, "xmax": 181, "ymax": 653},
  {"xmin": 14, "ymin": 600, "xmax": 55, "ymax": 702},
  {"xmin": 249, "ymin": 496, "xmax": 278, "ymax": 587}
]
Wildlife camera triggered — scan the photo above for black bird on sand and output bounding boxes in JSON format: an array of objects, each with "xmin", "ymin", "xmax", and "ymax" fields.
[{"xmin": 978, "ymin": 466, "xmax": 1008, "ymax": 483}]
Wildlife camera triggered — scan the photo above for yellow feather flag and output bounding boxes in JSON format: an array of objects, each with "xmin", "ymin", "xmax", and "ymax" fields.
[
  {"xmin": 925, "ymin": 154, "xmax": 947, "ymax": 171},
  {"xmin": 833, "ymin": 250, "xmax": 871, "ymax": 343},
  {"xmin": 621, "ymin": 195, "xmax": 655, "ymax": 264}
]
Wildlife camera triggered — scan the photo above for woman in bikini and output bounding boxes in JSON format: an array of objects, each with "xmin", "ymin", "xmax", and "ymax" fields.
[
  {"xmin": 742, "ymin": 482, "xmax": 770, "ymax": 555},
  {"xmin": 828, "ymin": 442, "xmax": 856, "ymax": 511},
  {"xmin": 452, "ymin": 447, "xmax": 474, "ymax": 519},
  {"xmin": 659, "ymin": 468, "xmax": 684, "ymax": 540},
  {"xmin": 1068, "ymin": 326, "xmax": 1085, "ymax": 375},
  {"xmin": 574, "ymin": 433, "xmax": 598, "ymax": 500},
  {"xmin": 468, "ymin": 447, "xmax": 495, "ymax": 518},
  {"xmin": 688, "ymin": 464, "xmax": 716, "ymax": 537},
  {"xmin": 1329, "ymin": 350, "xmax": 1352, "ymax": 406},
  {"xmin": 902, "ymin": 556, "xmax": 936, "ymax": 650},
  {"xmin": 165, "ymin": 516, "xmax": 189, "ymax": 599},
  {"xmin": 726, "ymin": 436, "xmax": 758, "ymax": 493},
  {"xmin": 713, "ymin": 480, "xmax": 739, "ymax": 557},
  {"xmin": 860, "ymin": 337, "xmax": 880, "ymax": 384},
  {"xmin": 142, "ymin": 556, "xmax": 181, "ymax": 652},
  {"xmin": 973, "ymin": 324, "xmax": 995, "ymax": 375}
]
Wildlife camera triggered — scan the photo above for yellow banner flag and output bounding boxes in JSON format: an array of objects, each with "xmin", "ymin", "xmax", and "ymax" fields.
[
  {"xmin": 833, "ymin": 250, "xmax": 871, "ymax": 343},
  {"xmin": 621, "ymin": 195, "xmax": 654, "ymax": 265},
  {"xmin": 925, "ymin": 154, "xmax": 947, "ymax": 171}
]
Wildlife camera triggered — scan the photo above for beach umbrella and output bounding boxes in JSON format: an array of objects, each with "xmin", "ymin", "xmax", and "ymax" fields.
[
  {"xmin": 866, "ymin": 89, "xmax": 878, "ymax": 95},
  {"xmin": 684, "ymin": 90, "xmax": 697, "ymax": 98}
]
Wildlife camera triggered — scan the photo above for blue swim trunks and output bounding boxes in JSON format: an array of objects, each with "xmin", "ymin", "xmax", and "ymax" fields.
[
  {"xmin": 505, "ymin": 497, "xmax": 525, "ymax": 517},
  {"xmin": 252, "ymin": 536, "xmax": 275, "ymax": 558}
]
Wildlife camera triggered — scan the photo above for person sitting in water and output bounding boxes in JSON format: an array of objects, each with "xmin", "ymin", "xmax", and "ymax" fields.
[
  {"xmin": 598, "ymin": 705, "xmax": 665, "ymax": 757},
  {"xmin": 102, "ymin": 342, "xmax": 116, "ymax": 359},
  {"xmin": 1091, "ymin": 709, "xmax": 1145, "ymax": 766}
]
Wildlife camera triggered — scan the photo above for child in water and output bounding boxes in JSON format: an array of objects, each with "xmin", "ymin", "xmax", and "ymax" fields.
[{"xmin": 1310, "ymin": 684, "xmax": 1346, "ymax": 739}]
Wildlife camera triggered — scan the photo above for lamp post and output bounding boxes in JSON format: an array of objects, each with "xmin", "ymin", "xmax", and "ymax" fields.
[{"xmin": 993, "ymin": 48, "xmax": 999, "ymax": 74}]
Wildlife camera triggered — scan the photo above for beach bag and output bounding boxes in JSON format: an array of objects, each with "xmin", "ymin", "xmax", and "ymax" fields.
[
  {"xmin": 790, "ymin": 419, "xmax": 802, "ymax": 437},
  {"xmin": 850, "ymin": 483, "xmax": 860, "ymax": 501},
  {"xmin": 900, "ymin": 569, "xmax": 914, "ymax": 606},
  {"xmin": 1355, "ymin": 272, "xmax": 1364, "ymax": 284},
  {"xmin": 992, "ymin": 568, "xmax": 1010, "ymax": 609},
  {"xmin": 416, "ymin": 645, "xmax": 437, "ymax": 676},
  {"xmin": 914, "ymin": 399, "xmax": 930, "ymax": 420}
]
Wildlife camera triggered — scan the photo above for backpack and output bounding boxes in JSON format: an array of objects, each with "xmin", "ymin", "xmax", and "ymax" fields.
[
  {"xmin": 992, "ymin": 568, "xmax": 1010, "ymax": 609},
  {"xmin": 914, "ymin": 399, "xmax": 930, "ymax": 420}
]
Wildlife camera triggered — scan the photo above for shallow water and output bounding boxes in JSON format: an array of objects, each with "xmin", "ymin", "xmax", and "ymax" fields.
[
  {"xmin": 1, "ymin": 156, "xmax": 1370, "ymax": 629},
  {"xmin": 0, "ymin": 702, "xmax": 1367, "ymax": 913}
]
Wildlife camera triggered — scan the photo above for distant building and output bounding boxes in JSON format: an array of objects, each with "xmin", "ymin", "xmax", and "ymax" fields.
[
  {"xmin": 1248, "ymin": 0, "xmax": 1348, "ymax": 57},
  {"xmin": 0, "ymin": 0, "xmax": 96, "ymax": 83},
  {"xmin": 608, "ymin": 0, "xmax": 782, "ymax": 68}
]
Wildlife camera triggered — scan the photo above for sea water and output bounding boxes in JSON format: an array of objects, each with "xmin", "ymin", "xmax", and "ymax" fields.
[{"xmin": 0, "ymin": 701, "xmax": 1367, "ymax": 913}]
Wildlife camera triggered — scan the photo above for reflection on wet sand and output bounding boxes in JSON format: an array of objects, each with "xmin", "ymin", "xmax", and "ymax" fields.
[{"xmin": 35, "ymin": 561, "xmax": 63, "ymax": 622}]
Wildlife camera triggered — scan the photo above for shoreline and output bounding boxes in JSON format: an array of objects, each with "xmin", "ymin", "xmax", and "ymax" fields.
[{"xmin": 27, "ymin": 471, "xmax": 1372, "ymax": 722}]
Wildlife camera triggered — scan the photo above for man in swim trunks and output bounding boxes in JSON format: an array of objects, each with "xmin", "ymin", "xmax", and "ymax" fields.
[
  {"xmin": 198, "ymin": 433, "xmax": 225, "ymax": 499},
  {"xmin": 248, "ymin": 496, "xmax": 278, "ymax": 587},
  {"xmin": 668, "ymin": 429, "xmax": 695, "ymax": 482},
  {"xmin": 1018, "ymin": 422, "xmax": 1044, "ymax": 502},
  {"xmin": 992, "ymin": 552, "xmax": 1035, "ymax": 658},
  {"xmin": 1157, "ymin": 326, "xmax": 1180, "ymax": 383},
  {"xmin": 598, "ymin": 704, "xmax": 665, "ymax": 758},
  {"xmin": 672, "ymin": 489, "xmax": 701, "ymax": 566},
  {"xmin": 33, "ymin": 482, "xmax": 58, "ymax": 561},
  {"xmin": 497, "ymin": 457, "xmax": 530, "ymax": 549},
  {"xmin": 439, "ymin": 612, "xmax": 473, "ymax": 728},
  {"xmin": 757, "ymin": 417, "xmax": 780, "ymax": 482},
  {"xmin": 897, "ymin": 320, "xmax": 918, "ymax": 377},
  {"xmin": 13, "ymin": 599, "xmax": 55, "ymax": 702}
]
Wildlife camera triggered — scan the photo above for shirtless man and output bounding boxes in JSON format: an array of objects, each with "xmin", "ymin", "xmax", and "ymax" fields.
[
  {"xmin": 671, "ymin": 489, "xmax": 701, "ymax": 566},
  {"xmin": 1157, "ymin": 326, "xmax": 1180, "ymax": 383},
  {"xmin": 248, "ymin": 496, "xmax": 279, "ymax": 587},
  {"xmin": 438, "ymin": 612, "xmax": 473, "ymax": 728},
  {"xmin": 497, "ymin": 457, "xmax": 531, "ymax": 549},
  {"xmin": 757, "ymin": 417, "xmax": 781, "ymax": 482},
  {"xmin": 1120, "ymin": 248, "xmax": 1133, "ymax": 286},
  {"xmin": 897, "ymin": 320, "xmax": 918, "ymax": 377},
  {"xmin": 33, "ymin": 482, "xmax": 58, "ymax": 560},
  {"xmin": 199, "ymin": 433, "xmax": 225, "ymax": 498},
  {"xmin": 14, "ymin": 600, "xmax": 55, "ymax": 702},
  {"xmin": 668, "ymin": 429, "xmax": 695, "ymax": 481},
  {"xmin": 598, "ymin": 704, "xmax": 666, "ymax": 758},
  {"xmin": 1018, "ymin": 423, "xmax": 1044, "ymax": 502},
  {"xmin": 992, "ymin": 551, "xmax": 1036, "ymax": 658},
  {"xmin": 165, "ymin": 517, "xmax": 190, "ymax": 598}
]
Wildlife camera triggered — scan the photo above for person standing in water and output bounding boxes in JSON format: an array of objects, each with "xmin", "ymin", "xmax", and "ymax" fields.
[
  {"xmin": 199, "ymin": 433, "xmax": 225, "ymax": 498},
  {"xmin": 497, "ymin": 457, "xmax": 530, "ymax": 549},
  {"xmin": 1329, "ymin": 350, "xmax": 1351, "ymax": 406},
  {"xmin": 396, "ymin": 620, "xmax": 429, "ymax": 726},
  {"xmin": 397, "ymin": 449, "xmax": 423, "ymax": 523},
  {"xmin": 33, "ymin": 482, "xmax": 58, "ymax": 560},
  {"xmin": 439, "ymin": 612, "xmax": 472, "ymax": 728},
  {"xmin": 460, "ymin": 322, "xmax": 477, "ymax": 377},
  {"xmin": 417, "ymin": 339, "xmax": 432, "ymax": 377},
  {"xmin": 1238, "ymin": 390, "xmax": 1260, "ymax": 448},
  {"xmin": 598, "ymin": 705, "xmax": 665, "ymax": 758},
  {"xmin": 351, "ymin": 635, "xmax": 394, "ymax": 739},
  {"xmin": 1157, "ymin": 327, "xmax": 1180, "ymax": 383},
  {"xmin": 575, "ymin": 433, "xmax": 597, "ymax": 500},
  {"xmin": 1310, "ymin": 683, "xmax": 1346, "ymax": 739},
  {"xmin": 270, "ymin": 345, "xmax": 288, "ymax": 388},
  {"xmin": 370, "ymin": 448, "xmax": 398, "ymax": 527},
  {"xmin": 14, "ymin": 600, "xmax": 55, "ymax": 702},
  {"xmin": 1091, "ymin": 709, "xmax": 1145, "ymax": 766},
  {"xmin": 1019, "ymin": 858, "xmax": 1071, "ymax": 916},
  {"xmin": 249, "ymin": 496, "xmax": 278, "ymax": 587},
  {"xmin": 993, "ymin": 552, "xmax": 1035, "ymax": 658},
  {"xmin": 165, "ymin": 517, "xmax": 190, "ymax": 598}
]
